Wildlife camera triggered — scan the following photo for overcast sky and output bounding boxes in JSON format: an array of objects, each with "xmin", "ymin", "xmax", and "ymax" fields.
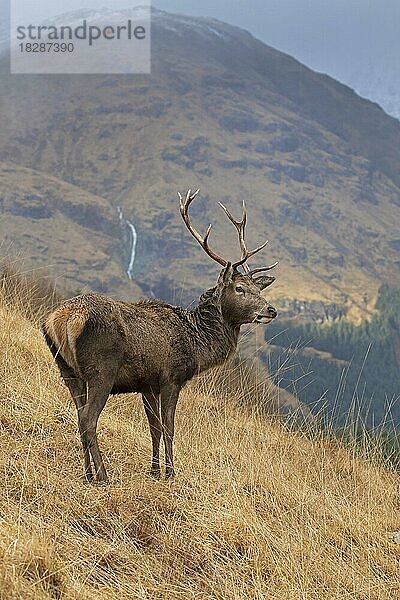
[{"xmin": 7, "ymin": 1, "xmax": 400, "ymax": 82}]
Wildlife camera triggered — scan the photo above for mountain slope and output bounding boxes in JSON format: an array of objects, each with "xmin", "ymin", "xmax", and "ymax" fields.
[
  {"xmin": 0, "ymin": 162, "xmax": 141, "ymax": 297},
  {"xmin": 0, "ymin": 287, "xmax": 399, "ymax": 599},
  {"xmin": 0, "ymin": 8, "xmax": 399, "ymax": 317}
]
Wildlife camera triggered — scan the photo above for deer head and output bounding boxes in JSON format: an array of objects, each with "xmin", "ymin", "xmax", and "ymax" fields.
[{"xmin": 178, "ymin": 189, "xmax": 278, "ymax": 326}]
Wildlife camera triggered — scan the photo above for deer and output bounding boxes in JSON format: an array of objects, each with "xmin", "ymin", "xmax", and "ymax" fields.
[{"xmin": 42, "ymin": 190, "xmax": 278, "ymax": 483}]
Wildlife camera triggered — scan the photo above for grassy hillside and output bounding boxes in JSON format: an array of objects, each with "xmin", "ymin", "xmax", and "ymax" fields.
[{"xmin": 0, "ymin": 287, "xmax": 399, "ymax": 598}]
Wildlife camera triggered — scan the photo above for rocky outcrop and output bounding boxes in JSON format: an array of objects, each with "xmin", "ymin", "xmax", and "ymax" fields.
[{"xmin": 278, "ymin": 297, "xmax": 347, "ymax": 322}]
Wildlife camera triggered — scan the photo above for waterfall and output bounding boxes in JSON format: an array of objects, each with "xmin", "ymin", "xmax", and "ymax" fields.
[
  {"xmin": 126, "ymin": 221, "xmax": 137, "ymax": 280},
  {"xmin": 117, "ymin": 206, "xmax": 138, "ymax": 280}
]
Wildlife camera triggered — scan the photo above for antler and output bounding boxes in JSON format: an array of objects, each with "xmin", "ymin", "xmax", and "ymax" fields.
[
  {"xmin": 218, "ymin": 200, "xmax": 275, "ymax": 274},
  {"xmin": 218, "ymin": 200, "xmax": 250, "ymax": 273},
  {"xmin": 179, "ymin": 189, "xmax": 277, "ymax": 274},
  {"xmin": 178, "ymin": 189, "xmax": 227, "ymax": 267},
  {"xmin": 247, "ymin": 263, "xmax": 278, "ymax": 276}
]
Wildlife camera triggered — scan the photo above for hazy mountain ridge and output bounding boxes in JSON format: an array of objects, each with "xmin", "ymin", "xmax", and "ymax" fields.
[{"xmin": 0, "ymin": 8, "xmax": 399, "ymax": 319}]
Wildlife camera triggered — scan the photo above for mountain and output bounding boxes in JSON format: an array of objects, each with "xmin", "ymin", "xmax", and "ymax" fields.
[
  {"xmin": 0, "ymin": 161, "xmax": 142, "ymax": 297},
  {"xmin": 0, "ymin": 8, "xmax": 400, "ymax": 321}
]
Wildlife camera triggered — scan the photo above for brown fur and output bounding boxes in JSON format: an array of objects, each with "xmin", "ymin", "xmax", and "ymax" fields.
[
  {"xmin": 44, "ymin": 305, "xmax": 89, "ymax": 373},
  {"xmin": 43, "ymin": 266, "xmax": 277, "ymax": 483},
  {"xmin": 43, "ymin": 190, "xmax": 278, "ymax": 483}
]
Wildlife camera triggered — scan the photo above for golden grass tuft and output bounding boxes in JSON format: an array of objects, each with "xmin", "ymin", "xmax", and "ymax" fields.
[{"xmin": 0, "ymin": 291, "xmax": 399, "ymax": 599}]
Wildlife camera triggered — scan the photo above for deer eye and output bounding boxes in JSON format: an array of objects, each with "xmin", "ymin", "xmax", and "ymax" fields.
[{"xmin": 235, "ymin": 286, "xmax": 245, "ymax": 295}]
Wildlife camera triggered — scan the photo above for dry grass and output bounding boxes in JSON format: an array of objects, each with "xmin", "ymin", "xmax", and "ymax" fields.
[
  {"xmin": 0, "ymin": 258, "xmax": 63, "ymax": 322},
  {"xmin": 0, "ymin": 293, "xmax": 399, "ymax": 599}
]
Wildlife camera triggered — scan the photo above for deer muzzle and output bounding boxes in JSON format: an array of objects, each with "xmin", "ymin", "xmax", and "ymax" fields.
[{"xmin": 254, "ymin": 306, "xmax": 277, "ymax": 324}]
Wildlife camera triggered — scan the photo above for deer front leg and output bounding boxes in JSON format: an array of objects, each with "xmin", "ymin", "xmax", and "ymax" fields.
[
  {"xmin": 142, "ymin": 392, "xmax": 162, "ymax": 479},
  {"xmin": 160, "ymin": 383, "xmax": 180, "ymax": 479}
]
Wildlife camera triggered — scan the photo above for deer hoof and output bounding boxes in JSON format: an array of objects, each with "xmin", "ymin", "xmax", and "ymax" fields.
[
  {"xmin": 84, "ymin": 471, "xmax": 94, "ymax": 484},
  {"xmin": 165, "ymin": 469, "xmax": 175, "ymax": 480},
  {"xmin": 96, "ymin": 472, "xmax": 109, "ymax": 485},
  {"xmin": 148, "ymin": 468, "xmax": 161, "ymax": 480}
]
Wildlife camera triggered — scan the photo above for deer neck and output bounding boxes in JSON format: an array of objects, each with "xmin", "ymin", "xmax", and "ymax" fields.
[{"xmin": 187, "ymin": 299, "xmax": 240, "ymax": 372}]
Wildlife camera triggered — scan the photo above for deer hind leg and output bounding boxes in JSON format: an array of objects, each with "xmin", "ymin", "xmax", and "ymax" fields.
[
  {"xmin": 53, "ymin": 355, "xmax": 92, "ymax": 481},
  {"xmin": 160, "ymin": 383, "xmax": 180, "ymax": 480},
  {"xmin": 78, "ymin": 377, "xmax": 114, "ymax": 483},
  {"xmin": 142, "ymin": 391, "xmax": 162, "ymax": 479}
]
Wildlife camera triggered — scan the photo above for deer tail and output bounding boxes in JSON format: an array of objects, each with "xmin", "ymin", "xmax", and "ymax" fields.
[{"xmin": 42, "ymin": 306, "xmax": 89, "ymax": 373}]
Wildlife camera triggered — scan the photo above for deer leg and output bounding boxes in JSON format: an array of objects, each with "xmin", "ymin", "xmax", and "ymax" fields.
[
  {"xmin": 78, "ymin": 379, "xmax": 112, "ymax": 483},
  {"xmin": 142, "ymin": 392, "xmax": 162, "ymax": 479},
  {"xmin": 160, "ymin": 384, "xmax": 180, "ymax": 480},
  {"xmin": 70, "ymin": 383, "xmax": 93, "ymax": 482},
  {"xmin": 53, "ymin": 355, "xmax": 92, "ymax": 481}
]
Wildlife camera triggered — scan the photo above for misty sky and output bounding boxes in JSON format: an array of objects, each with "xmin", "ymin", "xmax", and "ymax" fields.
[{"xmin": 7, "ymin": 1, "xmax": 400, "ymax": 85}]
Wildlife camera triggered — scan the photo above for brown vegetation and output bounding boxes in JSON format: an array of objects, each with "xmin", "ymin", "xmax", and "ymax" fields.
[{"xmin": 0, "ymin": 277, "xmax": 399, "ymax": 598}]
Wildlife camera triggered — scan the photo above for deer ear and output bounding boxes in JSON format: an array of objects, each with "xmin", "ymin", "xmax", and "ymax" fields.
[
  {"xmin": 253, "ymin": 275, "xmax": 275, "ymax": 290},
  {"xmin": 218, "ymin": 262, "xmax": 234, "ymax": 286}
]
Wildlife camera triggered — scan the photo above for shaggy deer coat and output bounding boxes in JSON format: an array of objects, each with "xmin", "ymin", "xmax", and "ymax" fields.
[{"xmin": 43, "ymin": 190, "xmax": 277, "ymax": 482}]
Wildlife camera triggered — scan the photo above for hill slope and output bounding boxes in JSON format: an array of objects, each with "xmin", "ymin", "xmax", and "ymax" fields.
[
  {"xmin": 0, "ymin": 9, "xmax": 400, "ymax": 316},
  {"xmin": 0, "ymin": 162, "xmax": 144, "ymax": 297},
  {"xmin": 0, "ymin": 287, "xmax": 399, "ymax": 598}
]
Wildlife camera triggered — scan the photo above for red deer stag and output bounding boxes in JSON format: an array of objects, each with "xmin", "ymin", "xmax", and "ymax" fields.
[{"xmin": 43, "ymin": 190, "xmax": 277, "ymax": 482}]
